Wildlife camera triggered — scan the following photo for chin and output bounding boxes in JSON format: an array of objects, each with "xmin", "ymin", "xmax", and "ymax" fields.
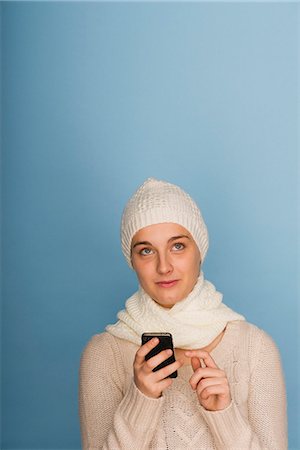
[{"xmin": 154, "ymin": 294, "xmax": 183, "ymax": 308}]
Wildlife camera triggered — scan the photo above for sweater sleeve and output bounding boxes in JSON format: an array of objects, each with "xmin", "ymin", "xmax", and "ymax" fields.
[
  {"xmin": 199, "ymin": 328, "xmax": 288, "ymax": 450},
  {"xmin": 79, "ymin": 333, "xmax": 164, "ymax": 450}
]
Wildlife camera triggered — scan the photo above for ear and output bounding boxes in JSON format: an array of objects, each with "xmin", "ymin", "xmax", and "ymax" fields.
[
  {"xmin": 199, "ymin": 250, "xmax": 202, "ymax": 269},
  {"xmin": 130, "ymin": 252, "xmax": 135, "ymax": 270},
  {"xmin": 198, "ymin": 253, "xmax": 202, "ymax": 273}
]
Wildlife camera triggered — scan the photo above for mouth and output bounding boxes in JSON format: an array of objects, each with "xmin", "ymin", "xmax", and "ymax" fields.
[{"xmin": 156, "ymin": 280, "xmax": 179, "ymax": 288}]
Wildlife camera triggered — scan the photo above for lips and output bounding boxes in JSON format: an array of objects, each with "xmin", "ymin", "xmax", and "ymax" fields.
[{"xmin": 156, "ymin": 280, "xmax": 179, "ymax": 288}]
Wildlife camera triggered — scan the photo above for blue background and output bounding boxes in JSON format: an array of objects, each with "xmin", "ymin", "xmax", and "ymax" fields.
[{"xmin": 1, "ymin": 2, "xmax": 299, "ymax": 449}]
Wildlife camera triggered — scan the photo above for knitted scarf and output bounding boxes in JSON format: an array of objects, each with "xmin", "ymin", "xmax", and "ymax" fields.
[{"xmin": 106, "ymin": 271, "xmax": 245, "ymax": 349}]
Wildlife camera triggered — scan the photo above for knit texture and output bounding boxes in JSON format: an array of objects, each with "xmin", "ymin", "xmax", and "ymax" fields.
[
  {"xmin": 79, "ymin": 321, "xmax": 287, "ymax": 450},
  {"xmin": 121, "ymin": 178, "xmax": 209, "ymax": 267},
  {"xmin": 106, "ymin": 271, "xmax": 245, "ymax": 349}
]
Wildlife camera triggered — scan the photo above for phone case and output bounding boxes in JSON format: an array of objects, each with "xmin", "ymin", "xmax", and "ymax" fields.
[{"xmin": 141, "ymin": 332, "xmax": 178, "ymax": 378}]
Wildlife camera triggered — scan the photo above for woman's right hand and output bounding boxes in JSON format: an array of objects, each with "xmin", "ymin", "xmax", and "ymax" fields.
[{"xmin": 133, "ymin": 337, "xmax": 183, "ymax": 399}]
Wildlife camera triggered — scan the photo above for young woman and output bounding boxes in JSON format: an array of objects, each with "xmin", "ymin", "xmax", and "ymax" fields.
[{"xmin": 79, "ymin": 178, "xmax": 287, "ymax": 449}]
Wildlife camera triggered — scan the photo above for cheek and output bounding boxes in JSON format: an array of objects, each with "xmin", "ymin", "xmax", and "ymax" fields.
[
  {"xmin": 183, "ymin": 254, "xmax": 201, "ymax": 277},
  {"xmin": 134, "ymin": 262, "xmax": 154, "ymax": 285}
]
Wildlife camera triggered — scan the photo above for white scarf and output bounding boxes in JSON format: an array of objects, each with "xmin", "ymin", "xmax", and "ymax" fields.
[{"xmin": 106, "ymin": 271, "xmax": 245, "ymax": 349}]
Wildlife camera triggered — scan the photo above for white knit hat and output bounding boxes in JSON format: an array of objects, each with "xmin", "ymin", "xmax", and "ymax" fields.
[{"xmin": 121, "ymin": 178, "xmax": 209, "ymax": 268}]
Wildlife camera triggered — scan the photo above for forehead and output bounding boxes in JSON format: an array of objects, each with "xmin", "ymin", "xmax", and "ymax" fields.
[{"xmin": 131, "ymin": 223, "xmax": 192, "ymax": 244}]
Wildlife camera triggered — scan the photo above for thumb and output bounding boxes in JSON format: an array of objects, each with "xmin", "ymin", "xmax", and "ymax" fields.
[{"xmin": 191, "ymin": 356, "xmax": 201, "ymax": 372}]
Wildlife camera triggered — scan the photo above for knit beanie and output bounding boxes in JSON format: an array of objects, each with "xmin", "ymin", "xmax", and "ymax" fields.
[{"xmin": 121, "ymin": 178, "xmax": 209, "ymax": 268}]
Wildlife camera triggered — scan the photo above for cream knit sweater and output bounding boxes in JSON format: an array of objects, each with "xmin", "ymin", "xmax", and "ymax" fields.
[{"xmin": 79, "ymin": 320, "xmax": 287, "ymax": 450}]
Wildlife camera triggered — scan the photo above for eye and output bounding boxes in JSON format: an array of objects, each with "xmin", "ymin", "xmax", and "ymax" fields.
[
  {"xmin": 139, "ymin": 247, "xmax": 154, "ymax": 256},
  {"xmin": 173, "ymin": 242, "xmax": 185, "ymax": 251}
]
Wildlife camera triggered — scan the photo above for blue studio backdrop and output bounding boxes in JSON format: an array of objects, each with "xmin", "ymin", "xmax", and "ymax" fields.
[{"xmin": 1, "ymin": 2, "xmax": 299, "ymax": 449}]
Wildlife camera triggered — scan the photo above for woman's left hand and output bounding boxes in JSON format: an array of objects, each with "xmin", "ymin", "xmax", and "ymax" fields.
[{"xmin": 185, "ymin": 350, "xmax": 231, "ymax": 412}]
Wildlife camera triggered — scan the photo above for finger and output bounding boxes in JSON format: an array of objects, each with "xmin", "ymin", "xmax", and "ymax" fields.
[
  {"xmin": 146, "ymin": 349, "xmax": 173, "ymax": 370},
  {"xmin": 135, "ymin": 338, "xmax": 159, "ymax": 365},
  {"xmin": 191, "ymin": 356, "xmax": 201, "ymax": 372},
  {"xmin": 153, "ymin": 359, "xmax": 184, "ymax": 381},
  {"xmin": 196, "ymin": 377, "xmax": 226, "ymax": 396},
  {"xmin": 197, "ymin": 383, "xmax": 229, "ymax": 400},
  {"xmin": 157, "ymin": 377, "xmax": 173, "ymax": 392},
  {"xmin": 185, "ymin": 350, "xmax": 218, "ymax": 369},
  {"xmin": 189, "ymin": 368, "xmax": 226, "ymax": 390}
]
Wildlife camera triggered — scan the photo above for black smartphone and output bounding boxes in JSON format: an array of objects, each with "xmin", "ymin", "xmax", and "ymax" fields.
[{"xmin": 141, "ymin": 332, "xmax": 177, "ymax": 378}]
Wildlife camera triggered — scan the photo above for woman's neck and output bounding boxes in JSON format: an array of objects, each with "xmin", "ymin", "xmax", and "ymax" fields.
[{"xmin": 175, "ymin": 327, "xmax": 226, "ymax": 366}]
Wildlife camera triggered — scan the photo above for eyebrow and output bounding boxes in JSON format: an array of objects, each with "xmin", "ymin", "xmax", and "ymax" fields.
[{"xmin": 132, "ymin": 235, "xmax": 191, "ymax": 249}]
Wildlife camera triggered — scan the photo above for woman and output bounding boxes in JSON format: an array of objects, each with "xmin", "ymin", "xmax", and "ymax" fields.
[{"xmin": 79, "ymin": 178, "xmax": 287, "ymax": 449}]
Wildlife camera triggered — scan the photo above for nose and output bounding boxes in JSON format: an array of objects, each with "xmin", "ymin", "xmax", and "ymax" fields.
[{"xmin": 156, "ymin": 252, "xmax": 173, "ymax": 275}]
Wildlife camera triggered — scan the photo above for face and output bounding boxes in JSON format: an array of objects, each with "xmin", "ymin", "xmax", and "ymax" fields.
[{"xmin": 131, "ymin": 223, "xmax": 201, "ymax": 308}]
